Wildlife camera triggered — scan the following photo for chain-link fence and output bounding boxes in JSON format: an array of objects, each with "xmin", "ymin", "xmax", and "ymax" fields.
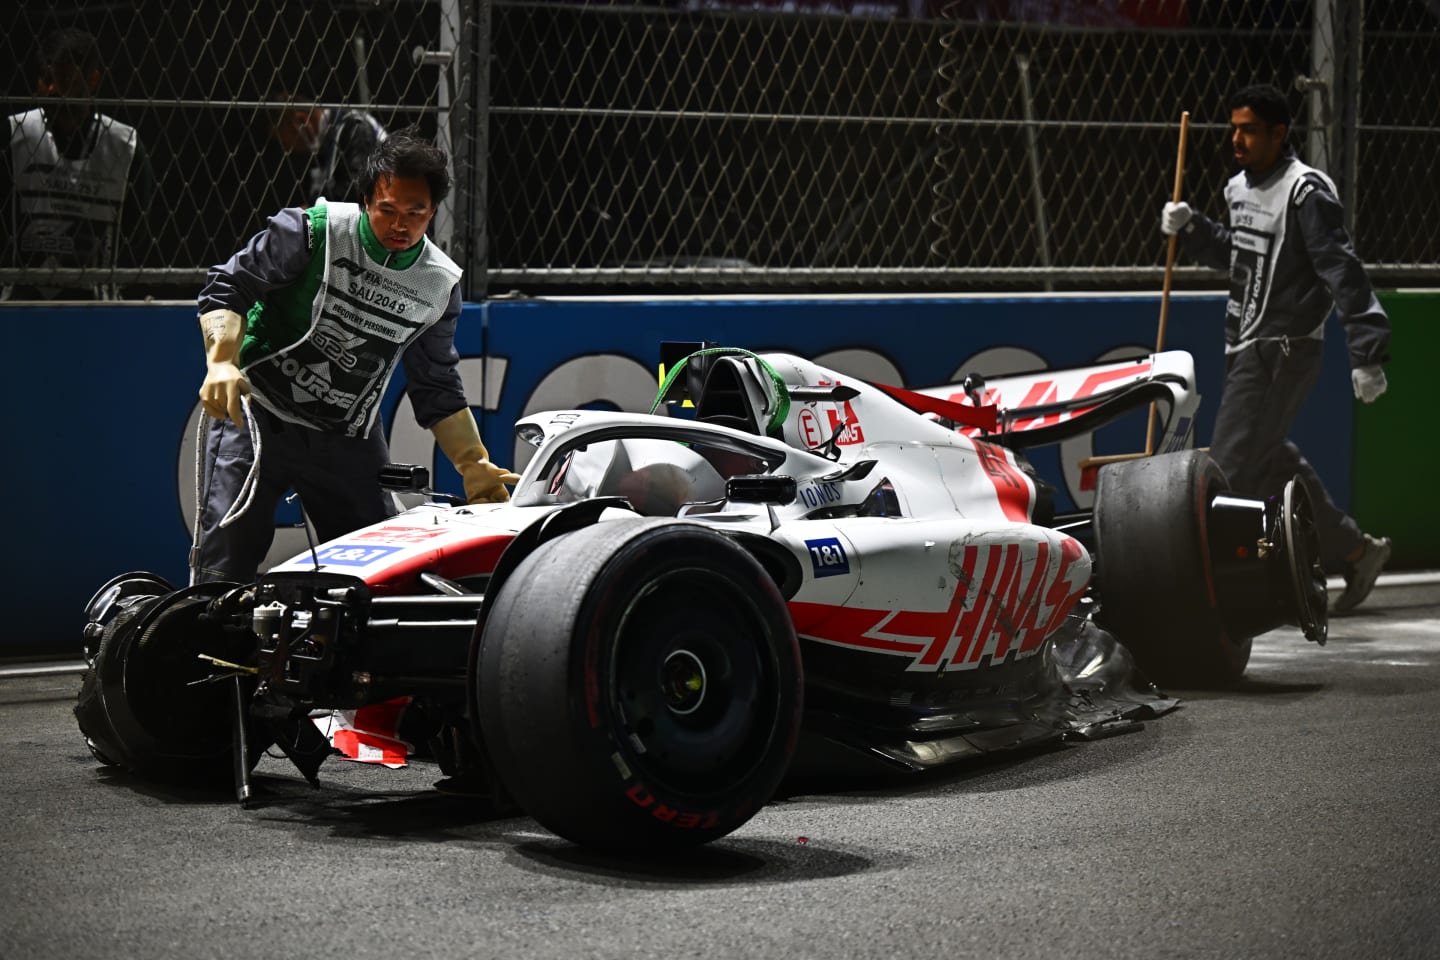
[
  {"xmin": 2, "ymin": 0, "xmax": 458, "ymax": 299},
  {"xmin": 3, "ymin": 1, "xmax": 1436, "ymax": 300}
]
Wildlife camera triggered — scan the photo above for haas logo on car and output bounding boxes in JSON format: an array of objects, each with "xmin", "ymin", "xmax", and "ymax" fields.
[
  {"xmin": 819, "ymin": 380, "xmax": 865, "ymax": 445},
  {"xmin": 826, "ymin": 400, "xmax": 864, "ymax": 445},
  {"xmin": 789, "ymin": 533, "xmax": 1088, "ymax": 673},
  {"xmin": 796, "ymin": 388, "xmax": 864, "ymax": 448}
]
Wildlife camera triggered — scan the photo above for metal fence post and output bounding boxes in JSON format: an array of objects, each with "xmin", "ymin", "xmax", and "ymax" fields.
[
  {"xmin": 467, "ymin": 0, "xmax": 493, "ymax": 298},
  {"xmin": 448, "ymin": 0, "xmax": 489, "ymax": 299},
  {"xmin": 1300, "ymin": 0, "xmax": 1335, "ymax": 174},
  {"xmin": 1335, "ymin": 0, "xmax": 1365, "ymax": 233}
]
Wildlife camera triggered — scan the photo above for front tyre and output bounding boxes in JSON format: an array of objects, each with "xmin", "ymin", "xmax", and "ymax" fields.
[
  {"xmin": 75, "ymin": 584, "xmax": 247, "ymax": 783},
  {"xmin": 477, "ymin": 518, "xmax": 802, "ymax": 852}
]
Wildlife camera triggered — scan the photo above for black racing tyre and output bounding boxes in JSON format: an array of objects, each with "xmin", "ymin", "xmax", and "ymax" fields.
[
  {"xmin": 76, "ymin": 597, "xmax": 160, "ymax": 767},
  {"xmin": 476, "ymin": 517, "xmax": 802, "ymax": 852},
  {"xmin": 74, "ymin": 587, "xmax": 247, "ymax": 783},
  {"xmin": 1093, "ymin": 450, "xmax": 1251, "ymax": 687}
]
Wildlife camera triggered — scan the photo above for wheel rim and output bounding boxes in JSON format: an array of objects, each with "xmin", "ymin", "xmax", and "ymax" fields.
[
  {"xmin": 84, "ymin": 573, "xmax": 174, "ymax": 626},
  {"xmin": 608, "ymin": 567, "xmax": 782, "ymax": 796},
  {"xmin": 83, "ymin": 573, "xmax": 174, "ymax": 663},
  {"xmin": 1282, "ymin": 479, "xmax": 1328, "ymax": 645},
  {"xmin": 661, "ymin": 649, "xmax": 709, "ymax": 716}
]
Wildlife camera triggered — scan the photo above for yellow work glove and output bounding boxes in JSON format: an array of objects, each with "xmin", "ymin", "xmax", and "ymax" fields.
[
  {"xmin": 198, "ymin": 308, "xmax": 251, "ymax": 424},
  {"xmin": 430, "ymin": 407, "xmax": 521, "ymax": 504}
]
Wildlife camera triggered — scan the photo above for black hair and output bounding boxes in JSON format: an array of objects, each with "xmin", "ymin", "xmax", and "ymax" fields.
[
  {"xmin": 1229, "ymin": 83, "xmax": 1292, "ymax": 130},
  {"xmin": 358, "ymin": 126, "xmax": 451, "ymax": 207},
  {"xmin": 39, "ymin": 27, "xmax": 100, "ymax": 74}
]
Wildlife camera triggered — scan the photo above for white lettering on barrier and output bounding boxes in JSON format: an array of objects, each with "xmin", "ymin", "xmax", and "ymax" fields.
[{"xmin": 509, "ymin": 354, "xmax": 657, "ymax": 471}]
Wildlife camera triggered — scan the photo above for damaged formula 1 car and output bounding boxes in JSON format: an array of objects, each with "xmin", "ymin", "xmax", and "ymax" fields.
[{"xmin": 75, "ymin": 345, "xmax": 1327, "ymax": 851}]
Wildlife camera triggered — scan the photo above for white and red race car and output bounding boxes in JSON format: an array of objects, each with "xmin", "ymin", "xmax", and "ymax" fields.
[{"xmin": 76, "ymin": 345, "xmax": 1326, "ymax": 851}]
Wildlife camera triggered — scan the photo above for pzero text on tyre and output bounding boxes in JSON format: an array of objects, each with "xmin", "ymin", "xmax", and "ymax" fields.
[{"xmin": 476, "ymin": 517, "xmax": 803, "ymax": 852}]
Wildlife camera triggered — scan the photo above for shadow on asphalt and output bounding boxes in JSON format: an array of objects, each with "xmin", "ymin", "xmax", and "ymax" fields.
[
  {"xmin": 91, "ymin": 759, "xmax": 898, "ymax": 884},
  {"xmin": 256, "ymin": 789, "xmax": 516, "ymax": 837},
  {"xmin": 775, "ymin": 730, "xmax": 1156, "ymax": 804},
  {"xmin": 94, "ymin": 764, "xmax": 238, "ymax": 806},
  {"xmin": 92, "ymin": 759, "xmax": 521, "ymax": 837},
  {"xmin": 90, "ymin": 751, "xmax": 900, "ymax": 884},
  {"xmin": 1174, "ymin": 677, "xmax": 1327, "ymax": 699},
  {"xmin": 505, "ymin": 835, "xmax": 886, "ymax": 887}
]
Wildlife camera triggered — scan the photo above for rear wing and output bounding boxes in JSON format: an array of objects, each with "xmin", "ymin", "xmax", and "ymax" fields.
[{"xmin": 911, "ymin": 351, "xmax": 1200, "ymax": 454}]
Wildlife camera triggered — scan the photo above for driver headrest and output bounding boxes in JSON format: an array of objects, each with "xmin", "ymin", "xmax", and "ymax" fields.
[{"xmin": 696, "ymin": 356, "xmax": 765, "ymax": 435}]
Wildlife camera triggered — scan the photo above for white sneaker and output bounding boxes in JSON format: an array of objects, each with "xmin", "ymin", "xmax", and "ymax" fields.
[{"xmin": 1331, "ymin": 534, "xmax": 1392, "ymax": 615}]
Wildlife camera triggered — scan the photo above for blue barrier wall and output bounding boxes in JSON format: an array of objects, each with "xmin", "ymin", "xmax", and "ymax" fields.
[{"xmin": 0, "ymin": 294, "xmax": 1353, "ymax": 656}]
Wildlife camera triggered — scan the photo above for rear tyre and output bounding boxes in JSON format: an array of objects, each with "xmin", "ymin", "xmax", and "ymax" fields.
[
  {"xmin": 74, "ymin": 585, "xmax": 248, "ymax": 783},
  {"xmin": 1094, "ymin": 450, "xmax": 1251, "ymax": 686},
  {"xmin": 477, "ymin": 518, "xmax": 802, "ymax": 852}
]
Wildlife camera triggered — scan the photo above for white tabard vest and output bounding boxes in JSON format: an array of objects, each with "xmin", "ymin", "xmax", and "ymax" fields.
[
  {"xmin": 6, "ymin": 108, "xmax": 137, "ymax": 297},
  {"xmin": 244, "ymin": 202, "xmax": 462, "ymax": 438},
  {"xmin": 1223, "ymin": 158, "xmax": 1336, "ymax": 353}
]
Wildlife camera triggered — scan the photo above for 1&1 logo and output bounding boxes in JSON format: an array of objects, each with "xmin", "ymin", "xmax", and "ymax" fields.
[{"xmin": 805, "ymin": 537, "xmax": 850, "ymax": 578}]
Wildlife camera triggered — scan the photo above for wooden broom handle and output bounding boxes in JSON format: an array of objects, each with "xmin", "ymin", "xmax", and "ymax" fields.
[{"xmin": 1146, "ymin": 110, "xmax": 1190, "ymax": 454}]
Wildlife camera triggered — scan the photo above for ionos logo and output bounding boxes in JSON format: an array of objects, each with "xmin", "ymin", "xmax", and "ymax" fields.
[{"xmin": 797, "ymin": 481, "xmax": 842, "ymax": 509}]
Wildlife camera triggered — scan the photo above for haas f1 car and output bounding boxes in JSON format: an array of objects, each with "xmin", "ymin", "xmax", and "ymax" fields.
[{"xmin": 76, "ymin": 346, "xmax": 1327, "ymax": 851}]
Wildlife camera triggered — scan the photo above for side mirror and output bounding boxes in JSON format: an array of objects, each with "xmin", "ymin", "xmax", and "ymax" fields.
[
  {"xmin": 378, "ymin": 463, "xmax": 431, "ymax": 492},
  {"xmin": 378, "ymin": 463, "xmax": 463, "ymax": 506},
  {"xmin": 726, "ymin": 474, "xmax": 797, "ymax": 506}
]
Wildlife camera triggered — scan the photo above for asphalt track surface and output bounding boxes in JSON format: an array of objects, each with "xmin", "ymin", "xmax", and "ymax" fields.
[{"xmin": 3, "ymin": 589, "xmax": 1438, "ymax": 960}]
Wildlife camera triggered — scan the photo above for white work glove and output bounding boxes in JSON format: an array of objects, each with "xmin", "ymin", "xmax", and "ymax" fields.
[
  {"xmin": 198, "ymin": 308, "xmax": 251, "ymax": 424},
  {"xmin": 1161, "ymin": 201, "xmax": 1193, "ymax": 236},
  {"xmin": 1351, "ymin": 364, "xmax": 1387, "ymax": 403},
  {"xmin": 430, "ymin": 408, "xmax": 522, "ymax": 504}
]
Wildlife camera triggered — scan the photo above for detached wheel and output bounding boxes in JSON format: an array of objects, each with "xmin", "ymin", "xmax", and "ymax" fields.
[
  {"xmin": 82, "ymin": 572, "xmax": 174, "ymax": 663},
  {"xmin": 75, "ymin": 585, "xmax": 247, "ymax": 783},
  {"xmin": 477, "ymin": 518, "xmax": 802, "ymax": 852},
  {"xmin": 1094, "ymin": 450, "xmax": 1250, "ymax": 686}
]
